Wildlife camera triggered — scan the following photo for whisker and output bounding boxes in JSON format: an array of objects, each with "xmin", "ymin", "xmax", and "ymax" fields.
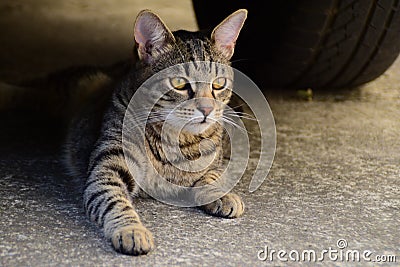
[
  {"xmin": 220, "ymin": 117, "xmax": 248, "ymax": 134},
  {"xmin": 230, "ymin": 58, "xmax": 250, "ymax": 64},
  {"xmin": 227, "ymin": 103, "xmax": 245, "ymax": 110},
  {"xmin": 224, "ymin": 111, "xmax": 257, "ymax": 121}
]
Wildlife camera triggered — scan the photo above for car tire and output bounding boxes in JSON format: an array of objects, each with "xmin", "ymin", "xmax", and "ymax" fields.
[{"xmin": 192, "ymin": 0, "xmax": 400, "ymax": 89}]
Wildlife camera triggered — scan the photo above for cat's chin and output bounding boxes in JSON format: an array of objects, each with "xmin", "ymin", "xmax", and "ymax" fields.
[{"xmin": 182, "ymin": 121, "xmax": 215, "ymax": 135}]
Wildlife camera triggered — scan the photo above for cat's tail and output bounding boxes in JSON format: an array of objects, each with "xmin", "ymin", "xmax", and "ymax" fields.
[
  {"xmin": 0, "ymin": 71, "xmax": 112, "ymax": 120},
  {"xmin": 0, "ymin": 79, "xmax": 74, "ymax": 118},
  {"xmin": 0, "ymin": 82, "xmax": 35, "ymax": 112},
  {"xmin": 0, "ymin": 62, "xmax": 131, "ymax": 118}
]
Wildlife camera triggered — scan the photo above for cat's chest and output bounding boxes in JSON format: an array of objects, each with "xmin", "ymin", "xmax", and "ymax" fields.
[{"xmin": 144, "ymin": 138, "xmax": 220, "ymax": 186}]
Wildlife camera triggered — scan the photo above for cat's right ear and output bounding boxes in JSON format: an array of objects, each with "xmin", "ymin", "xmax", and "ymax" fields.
[
  {"xmin": 211, "ymin": 9, "xmax": 247, "ymax": 60},
  {"xmin": 134, "ymin": 10, "xmax": 175, "ymax": 64}
]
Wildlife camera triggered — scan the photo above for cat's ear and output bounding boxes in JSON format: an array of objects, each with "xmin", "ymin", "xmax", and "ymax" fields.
[
  {"xmin": 134, "ymin": 10, "xmax": 175, "ymax": 63},
  {"xmin": 211, "ymin": 9, "xmax": 248, "ymax": 60}
]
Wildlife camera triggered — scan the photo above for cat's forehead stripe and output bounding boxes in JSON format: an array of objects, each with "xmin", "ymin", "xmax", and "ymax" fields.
[
  {"xmin": 171, "ymin": 61, "xmax": 229, "ymax": 82},
  {"xmin": 178, "ymin": 37, "xmax": 214, "ymax": 63},
  {"xmin": 187, "ymin": 39, "xmax": 206, "ymax": 61}
]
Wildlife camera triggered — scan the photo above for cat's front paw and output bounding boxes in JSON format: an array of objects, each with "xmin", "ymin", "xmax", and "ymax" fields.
[
  {"xmin": 201, "ymin": 193, "xmax": 244, "ymax": 218},
  {"xmin": 111, "ymin": 225, "xmax": 154, "ymax": 256}
]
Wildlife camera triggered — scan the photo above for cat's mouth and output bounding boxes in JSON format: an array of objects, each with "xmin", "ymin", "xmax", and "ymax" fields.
[
  {"xmin": 192, "ymin": 115, "xmax": 215, "ymax": 125},
  {"xmin": 200, "ymin": 117, "xmax": 208, "ymax": 124},
  {"xmin": 179, "ymin": 116, "xmax": 217, "ymax": 134}
]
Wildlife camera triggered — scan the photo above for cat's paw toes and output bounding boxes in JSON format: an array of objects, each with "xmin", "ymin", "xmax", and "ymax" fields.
[
  {"xmin": 111, "ymin": 225, "xmax": 154, "ymax": 256},
  {"xmin": 202, "ymin": 193, "xmax": 244, "ymax": 218}
]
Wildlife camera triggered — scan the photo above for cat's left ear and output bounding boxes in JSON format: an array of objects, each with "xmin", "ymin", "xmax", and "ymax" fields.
[
  {"xmin": 134, "ymin": 10, "xmax": 175, "ymax": 63},
  {"xmin": 211, "ymin": 9, "xmax": 248, "ymax": 60}
]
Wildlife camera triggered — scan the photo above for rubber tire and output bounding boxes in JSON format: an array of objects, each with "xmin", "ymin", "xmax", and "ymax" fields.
[{"xmin": 192, "ymin": 0, "xmax": 400, "ymax": 89}]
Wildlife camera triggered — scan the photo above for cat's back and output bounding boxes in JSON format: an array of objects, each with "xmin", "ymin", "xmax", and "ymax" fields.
[{"xmin": 62, "ymin": 62, "xmax": 133, "ymax": 178}]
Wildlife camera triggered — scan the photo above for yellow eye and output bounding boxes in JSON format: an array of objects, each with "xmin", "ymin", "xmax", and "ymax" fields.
[
  {"xmin": 212, "ymin": 77, "xmax": 227, "ymax": 90},
  {"xmin": 170, "ymin": 77, "xmax": 189, "ymax": 90}
]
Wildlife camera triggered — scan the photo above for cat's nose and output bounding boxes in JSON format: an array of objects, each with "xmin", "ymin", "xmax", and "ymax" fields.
[{"xmin": 197, "ymin": 106, "xmax": 213, "ymax": 116}]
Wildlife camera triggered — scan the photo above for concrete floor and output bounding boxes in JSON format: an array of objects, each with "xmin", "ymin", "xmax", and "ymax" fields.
[{"xmin": 0, "ymin": 1, "xmax": 399, "ymax": 266}]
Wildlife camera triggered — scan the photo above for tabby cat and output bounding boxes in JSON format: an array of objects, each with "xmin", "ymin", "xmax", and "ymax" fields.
[{"xmin": 64, "ymin": 9, "xmax": 248, "ymax": 255}]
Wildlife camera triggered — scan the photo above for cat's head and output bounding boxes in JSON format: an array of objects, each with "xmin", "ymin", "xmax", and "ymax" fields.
[{"xmin": 133, "ymin": 9, "xmax": 247, "ymax": 135}]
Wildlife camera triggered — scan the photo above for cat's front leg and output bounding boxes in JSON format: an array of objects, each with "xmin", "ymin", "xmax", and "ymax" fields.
[
  {"xmin": 84, "ymin": 158, "xmax": 154, "ymax": 255},
  {"xmin": 193, "ymin": 169, "xmax": 245, "ymax": 218}
]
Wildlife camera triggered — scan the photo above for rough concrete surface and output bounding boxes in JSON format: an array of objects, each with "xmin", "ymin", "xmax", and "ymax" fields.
[{"xmin": 0, "ymin": 1, "xmax": 399, "ymax": 266}]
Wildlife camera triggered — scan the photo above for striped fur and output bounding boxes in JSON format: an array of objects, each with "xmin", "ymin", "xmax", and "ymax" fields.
[{"xmin": 64, "ymin": 9, "xmax": 247, "ymax": 255}]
